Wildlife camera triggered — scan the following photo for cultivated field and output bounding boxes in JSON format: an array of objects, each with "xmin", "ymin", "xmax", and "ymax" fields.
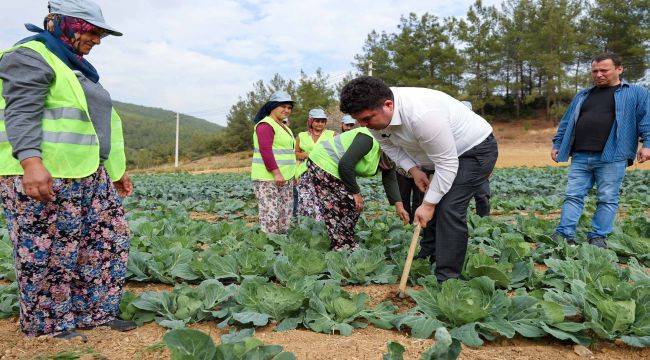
[{"xmin": 0, "ymin": 164, "xmax": 648, "ymax": 359}]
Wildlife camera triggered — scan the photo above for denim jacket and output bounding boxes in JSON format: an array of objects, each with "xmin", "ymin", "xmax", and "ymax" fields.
[{"xmin": 552, "ymin": 79, "xmax": 650, "ymax": 163}]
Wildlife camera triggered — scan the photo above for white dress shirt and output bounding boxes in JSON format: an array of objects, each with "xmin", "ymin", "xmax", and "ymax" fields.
[{"xmin": 370, "ymin": 87, "xmax": 493, "ymax": 204}]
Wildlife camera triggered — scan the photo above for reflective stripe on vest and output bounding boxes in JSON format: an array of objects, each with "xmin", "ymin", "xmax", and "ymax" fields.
[
  {"xmin": 0, "ymin": 131, "xmax": 97, "ymax": 145},
  {"xmin": 43, "ymin": 131, "xmax": 98, "ymax": 145},
  {"xmin": 0, "ymin": 107, "xmax": 89, "ymax": 122},
  {"xmin": 252, "ymin": 158, "xmax": 296, "ymax": 165},
  {"xmin": 253, "ymin": 148, "xmax": 295, "ymax": 155},
  {"xmin": 0, "ymin": 41, "xmax": 126, "ymax": 180},
  {"xmin": 321, "ymin": 136, "xmax": 346, "ymax": 161}
]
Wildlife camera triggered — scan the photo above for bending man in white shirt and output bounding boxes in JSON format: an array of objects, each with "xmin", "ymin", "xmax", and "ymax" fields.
[{"xmin": 340, "ymin": 76, "xmax": 499, "ymax": 283}]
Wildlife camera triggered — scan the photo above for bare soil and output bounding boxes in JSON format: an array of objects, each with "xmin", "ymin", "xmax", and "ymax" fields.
[
  {"xmin": 1, "ymin": 283, "xmax": 649, "ymax": 360},
  {"xmin": 188, "ymin": 212, "xmax": 257, "ymax": 225}
]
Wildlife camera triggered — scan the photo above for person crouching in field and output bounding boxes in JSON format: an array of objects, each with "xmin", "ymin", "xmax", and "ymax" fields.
[
  {"xmin": 295, "ymin": 108, "xmax": 335, "ymax": 220},
  {"xmin": 300, "ymin": 126, "xmax": 409, "ymax": 251},
  {"xmin": 0, "ymin": 0, "xmax": 135, "ymax": 339},
  {"xmin": 251, "ymin": 91, "xmax": 297, "ymax": 234},
  {"xmin": 340, "ymin": 76, "xmax": 498, "ymax": 283}
]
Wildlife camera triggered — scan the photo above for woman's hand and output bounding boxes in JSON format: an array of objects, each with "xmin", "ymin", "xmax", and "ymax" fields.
[
  {"xmin": 353, "ymin": 193, "xmax": 364, "ymax": 212},
  {"xmin": 296, "ymin": 151, "xmax": 308, "ymax": 161},
  {"xmin": 272, "ymin": 170, "xmax": 286, "ymax": 186},
  {"xmin": 20, "ymin": 157, "xmax": 54, "ymax": 202},
  {"xmin": 395, "ymin": 202, "xmax": 410, "ymax": 224},
  {"xmin": 113, "ymin": 173, "xmax": 134, "ymax": 197}
]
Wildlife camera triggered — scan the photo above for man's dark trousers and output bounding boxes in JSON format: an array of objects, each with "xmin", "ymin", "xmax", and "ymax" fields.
[
  {"xmin": 474, "ymin": 180, "xmax": 491, "ymax": 217},
  {"xmin": 418, "ymin": 134, "xmax": 498, "ymax": 282}
]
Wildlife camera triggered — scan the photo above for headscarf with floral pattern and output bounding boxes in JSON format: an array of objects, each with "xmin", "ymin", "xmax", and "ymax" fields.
[{"xmin": 45, "ymin": 13, "xmax": 103, "ymax": 59}]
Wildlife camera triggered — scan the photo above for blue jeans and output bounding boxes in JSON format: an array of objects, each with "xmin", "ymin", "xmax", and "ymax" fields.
[{"xmin": 555, "ymin": 152, "xmax": 627, "ymax": 240}]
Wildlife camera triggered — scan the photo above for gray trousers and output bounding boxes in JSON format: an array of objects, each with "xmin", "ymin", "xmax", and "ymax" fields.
[{"xmin": 417, "ymin": 134, "xmax": 498, "ymax": 282}]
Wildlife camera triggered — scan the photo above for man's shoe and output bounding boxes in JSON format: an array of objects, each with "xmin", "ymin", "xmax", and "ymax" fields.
[
  {"xmin": 588, "ymin": 237, "xmax": 607, "ymax": 249},
  {"xmin": 53, "ymin": 331, "xmax": 88, "ymax": 342},
  {"xmin": 79, "ymin": 319, "xmax": 137, "ymax": 332},
  {"xmin": 551, "ymin": 232, "xmax": 576, "ymax": 245}
]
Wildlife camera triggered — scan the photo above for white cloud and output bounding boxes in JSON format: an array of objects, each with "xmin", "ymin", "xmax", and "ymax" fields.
[{"xmin": 0, "ymin": 0, "xmax": 500, "ymax": 125}]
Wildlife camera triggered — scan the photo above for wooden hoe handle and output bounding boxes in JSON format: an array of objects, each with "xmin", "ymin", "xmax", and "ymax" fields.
[{"xmin": 398, "ymin": 223, "xmax": 422, "ymax": 296}]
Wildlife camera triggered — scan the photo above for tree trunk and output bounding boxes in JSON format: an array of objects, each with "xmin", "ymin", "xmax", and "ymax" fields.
[
  {"xmin": 528, "ymin": 66, "xmax": 533, "ymax": 95},
  {"xmin": 515, "ymin": 62, "xmax": 521, "ymax": 120},
  {"xmin": 545, "ymin": 75, "xmax": 552, "ymax": 122},
  {"xmin": 505, "ymin": 64, "xmax": 510, "ymax": 98},
  {"xmin": 574, "ymin": 60, "xmax": 580, "ymax": 94}
]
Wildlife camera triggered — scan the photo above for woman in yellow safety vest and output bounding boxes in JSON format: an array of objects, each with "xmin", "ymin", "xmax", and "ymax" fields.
[
  {"xmin": 295, "ymin": 108, "xmax": 334, "ymax": 219},
  {"xmin": 251, "ymin": 91, "xmax": 296, "ymax": 234},
  {"xmin": 302, "ymin": 126, "xmax": 409, "ymax": 250},
  {"xmin": 0, "ymin": 1, "xmax": 134, "ymax": 340}
]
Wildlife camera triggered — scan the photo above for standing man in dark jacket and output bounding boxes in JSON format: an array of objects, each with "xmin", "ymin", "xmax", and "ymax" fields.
[{"xmin": 552, "ymin": 53, "xmax": 650, "ymax": 248}]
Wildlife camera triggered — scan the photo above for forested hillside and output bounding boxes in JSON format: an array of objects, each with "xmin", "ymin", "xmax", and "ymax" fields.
[
  {"xmin": 113, "ymin": 101, "xmax": 222, "ymax": 169},
  {"xmin": 210, "ymin": 0, "xmax": 647, "ymax": 155}
]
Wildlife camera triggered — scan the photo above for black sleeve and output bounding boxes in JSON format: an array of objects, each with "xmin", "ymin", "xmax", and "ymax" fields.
[
  {"xmin": 381, "ymin": 167, "xmax": 401, "ymax": 205},
  {"xmin": 338, "ymin": 133, "xmax": 374, "ymax": 194}
]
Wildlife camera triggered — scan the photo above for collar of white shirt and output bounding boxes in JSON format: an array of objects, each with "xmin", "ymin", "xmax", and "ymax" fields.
[{"xmin": 388, "ymin": 89, "xmax": 403, "ymax": 126}]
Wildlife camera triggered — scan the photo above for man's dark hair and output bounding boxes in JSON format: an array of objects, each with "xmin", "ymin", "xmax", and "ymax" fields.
[
  {"xmin": 592, "ymin": 52, "xmax": 622, "ymax": 67},
  {"xmin": 340, "ymin": 76, "xmax": 394, "ymax": 114}
]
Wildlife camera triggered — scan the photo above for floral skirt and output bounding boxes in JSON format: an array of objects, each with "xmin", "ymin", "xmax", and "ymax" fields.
[
  {"xmin": 296, "ymin": 172, "xmax": 323, "ymax": 221},
  {"xmin": 253, "ymin": 180, "xmax": 293, "ymax": 234},
  {"xmin": 0, "ymin": 167, "xmax": 130, "ymax": 336},
  {"xmin": 306, "ymin": 162, "xmax": 359, "ymax": 251}
]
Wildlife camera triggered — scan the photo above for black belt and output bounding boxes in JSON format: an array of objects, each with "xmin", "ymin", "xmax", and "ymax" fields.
[{"xmin": 482, "ymin": 133, "xmax": 495, "ymax": 143}]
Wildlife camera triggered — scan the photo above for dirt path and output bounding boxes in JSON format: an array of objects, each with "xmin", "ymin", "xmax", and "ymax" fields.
[{"xmin": 1, "ymin": 283, "xmax": 648, "ymax": 360}]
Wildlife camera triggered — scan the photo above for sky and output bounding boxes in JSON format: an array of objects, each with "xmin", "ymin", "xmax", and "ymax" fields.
[{"xmin": 0, "ymin": 0, "xmax": 500, "ymax": 125}]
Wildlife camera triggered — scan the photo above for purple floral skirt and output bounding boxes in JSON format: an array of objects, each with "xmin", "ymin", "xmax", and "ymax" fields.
[
  {"xmin": 296, "ymin": 171, "xmax": 323, "ymax": 221},
  {"xmin": 0, "ymin": 167, "xmax": 130, "ymax": 336},
  {"xmin": 305, "ymin": 162, "xmax": 359, "ymax": 251}
]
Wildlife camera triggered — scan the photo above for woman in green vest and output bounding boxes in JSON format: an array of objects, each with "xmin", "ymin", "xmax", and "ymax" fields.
[
  {"xmin": 0, "ymin": 1, "xmax": 134, "ymax": 339},
  {"xmin": 251, "ymin": 91, "xmax": 297, "ymax": 234},
  {"xmin": 295, "ymin": 108, "xmax": 334, "ymax": 219},
  {"xmin": 302, "ymin": 127, "xmax": 409, "ymax": 250}
]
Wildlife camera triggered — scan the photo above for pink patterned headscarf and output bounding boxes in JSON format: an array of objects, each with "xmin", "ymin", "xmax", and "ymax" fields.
[
  {"xmin": 45, "ymin": 13, "xmax": 102, "ymax": 58},
  {"xmin": 307, "ymin": 117, "xmax": 315, "ymax": 135}
]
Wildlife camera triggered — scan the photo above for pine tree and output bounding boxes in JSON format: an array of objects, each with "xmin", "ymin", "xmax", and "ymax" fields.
[
  {"xmin": 588, "ymin": 0, "xmax": 648, "ymax": 81},
  {"xmin": 452, "ymin": 0, "xmax": 504, "ymax": 115},
  {"xmin": 289, "ymin": 69, "xmax": 336, "ymax": 132}
]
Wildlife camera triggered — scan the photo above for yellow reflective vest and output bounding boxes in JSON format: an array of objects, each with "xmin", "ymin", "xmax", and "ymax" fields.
[
  {"xmin": 0, "ymin": 40, "xmax": 126, "ymax": 180},
  {"xmin": 308, "ymin": 127, "xmax": 380, "ymax": 180},
  {"xmin": 251, "ymin": 116, "xmax": 296, "ymax": 181},
  {"xmin": 296, "ymin": 129, "xmax": 334, "ymax": 178}
]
